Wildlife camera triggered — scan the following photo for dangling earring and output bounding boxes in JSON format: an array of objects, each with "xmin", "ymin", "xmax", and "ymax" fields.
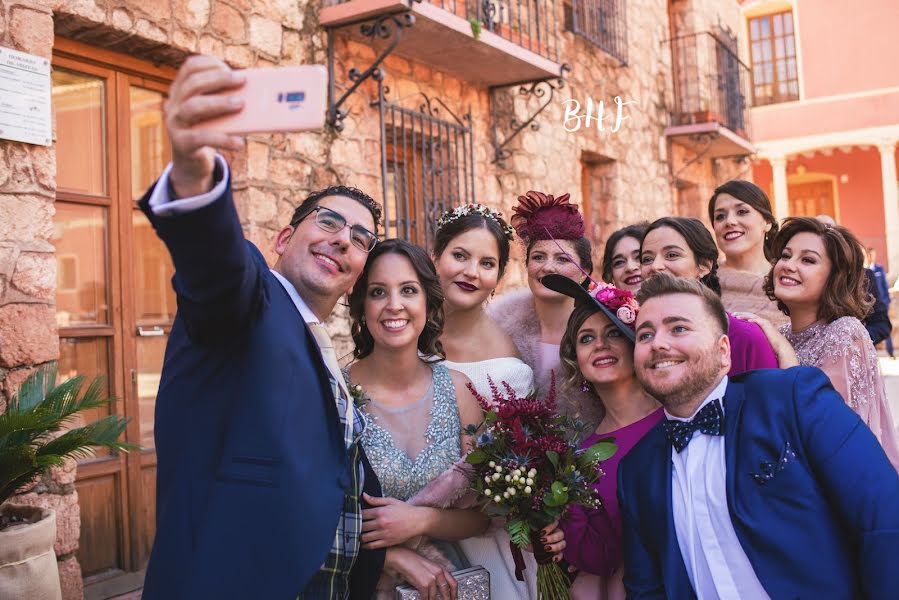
[{"xmin": 581, "ymin": 379, "xmax": 591, "ymax": 393}]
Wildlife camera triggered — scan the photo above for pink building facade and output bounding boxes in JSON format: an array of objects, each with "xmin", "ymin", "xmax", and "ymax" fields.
[{"xmin": 743, "ymin": 0, "xmax": 899, "ymax": 270}]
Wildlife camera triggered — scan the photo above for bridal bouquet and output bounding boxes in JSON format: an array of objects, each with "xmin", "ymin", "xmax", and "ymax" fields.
[{"xmin": 464, "ymin": 376, "xmax": 617, "ymax": 599}]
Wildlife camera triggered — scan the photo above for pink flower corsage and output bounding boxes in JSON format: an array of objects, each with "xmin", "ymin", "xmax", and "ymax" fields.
[{"xmin": 587, "ymin": 280, "xmax": 639, "ymax": 328}]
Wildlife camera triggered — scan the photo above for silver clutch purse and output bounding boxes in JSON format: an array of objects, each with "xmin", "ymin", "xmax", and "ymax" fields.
[{"xmin": 394, "ymin": 566, "xmax": 490, "ymax": 600}]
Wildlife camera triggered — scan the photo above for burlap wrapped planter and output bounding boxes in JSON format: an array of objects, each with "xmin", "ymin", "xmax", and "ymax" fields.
[{"xmin": 0, "ymin": 504, "xmax": 62, "ymax": 600}]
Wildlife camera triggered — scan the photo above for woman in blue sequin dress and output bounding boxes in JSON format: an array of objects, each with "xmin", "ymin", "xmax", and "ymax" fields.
[{"xmin": 344, "ymin": 239, "xmax": 487, "ymax": 599}]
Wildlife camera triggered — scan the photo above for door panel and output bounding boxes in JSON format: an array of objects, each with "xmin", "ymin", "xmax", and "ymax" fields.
[
  {"xmin": 76, "ymin": 474, "xmax": 124, "ymax": 576},
  {"xmin": 52, "ymin": 43, "xmax": 174, "ymax": 585}
]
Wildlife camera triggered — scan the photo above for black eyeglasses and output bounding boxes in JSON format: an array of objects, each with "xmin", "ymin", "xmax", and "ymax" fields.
[{"xmin": 294, "ymin": 206, "xmax": 379, "ymax": 253}]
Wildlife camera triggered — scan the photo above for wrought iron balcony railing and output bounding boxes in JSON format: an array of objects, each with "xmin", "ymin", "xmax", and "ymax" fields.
[
  {"xmin": 322, "ymin": 0, "xmax": 562, "ymax": 65},
  {"xmin": 668, "ymin": 31, "xmax": 751, "ymax": 137},
  {"xmin": 569, "ymin": 0, "xmax": 627, "ymax": 64}
]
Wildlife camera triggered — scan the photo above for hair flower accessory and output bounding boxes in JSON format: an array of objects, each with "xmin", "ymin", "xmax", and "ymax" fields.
[{"xmin": 436, "ymin": 203, "xmax": 515, "ymax": 240}]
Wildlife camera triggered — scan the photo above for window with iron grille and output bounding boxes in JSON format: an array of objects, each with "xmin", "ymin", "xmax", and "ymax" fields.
[
  {"xmin": 748, "ymin": 10, "xmax": 799, "ymax": 105},
  {"xmin": 378, "ymin": 94, "xmax": 475, "ymax": 248},
  {"xmin": 565, "ymin": 0, "xmax": 628, "ymax": 64}
]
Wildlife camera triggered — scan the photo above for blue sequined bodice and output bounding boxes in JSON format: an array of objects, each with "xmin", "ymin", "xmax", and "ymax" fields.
[{"xmin": 351, "ymin": 364, "xmax": 461, "ymax": 501}]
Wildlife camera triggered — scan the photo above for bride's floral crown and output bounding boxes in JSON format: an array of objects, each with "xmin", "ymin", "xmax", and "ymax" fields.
[{"xmin": 436, "ymin": 203, "xmax": 516, "ymax": 240}]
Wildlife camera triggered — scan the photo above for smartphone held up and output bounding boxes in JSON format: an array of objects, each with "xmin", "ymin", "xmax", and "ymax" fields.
[{"xmin": 199, "ymin": 65, "xmax": 328, "ymax": 135}]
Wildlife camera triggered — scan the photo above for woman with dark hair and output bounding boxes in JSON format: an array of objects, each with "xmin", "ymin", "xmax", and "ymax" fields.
[
  {"xmin": 543, "ymin": 274, "xmax": 660, "ymax": 600},
  {"xmin": 766, "ymin": 217, "xmax": 899, "ymax": 468},
  {"xmin": 709, "ymin": 180, "xmax": 787, "ymax": 325},
  {"xmin": 432, "ymin": 204, "xmax": 534, "ymax": 401},
  {"xmin": 344, "ymin": 239, "xmax": 490, "ymax": 598},
  {"xmin": 431, "ymin": 205, "xmax": 540, "ymax": 598},
  {"xmin": 489, "ymin": 191, "xmax": 602, "ymax": 431},
  {"xmin": 639, "ymin": 216, "xmax": 780, "ymax": 374},
  {"xmin": 600, "ymin": 223, "xmax": 647, "ymax": 293}
]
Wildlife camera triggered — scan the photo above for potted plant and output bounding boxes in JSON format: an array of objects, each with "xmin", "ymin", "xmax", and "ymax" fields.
[{"xmin": 0, "ymin": 365, "xmax": 134, "ymax": 599}]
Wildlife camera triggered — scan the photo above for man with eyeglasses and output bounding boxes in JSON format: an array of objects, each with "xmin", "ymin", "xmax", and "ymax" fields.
[{"xmin": 137, "ymin": 55, "xmax": 390, "ymax": 600}]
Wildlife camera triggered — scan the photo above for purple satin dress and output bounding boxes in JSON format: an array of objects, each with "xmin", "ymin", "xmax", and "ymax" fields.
[
  {"xmin": 727, "ymin": 312, "xmax": 778, "ymax": 375},
  {"xmin": 561, "ymin": 408, "xmax": 664, "ymax": 580}
]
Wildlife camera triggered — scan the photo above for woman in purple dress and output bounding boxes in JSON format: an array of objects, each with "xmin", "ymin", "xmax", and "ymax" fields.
[
  {"xmin": 541, "ymin": 274, "xmax": 661, "ymax": 600},
  {"xmin": 639, "ymin": 217, "xmax": 782, "ymax": 373}
]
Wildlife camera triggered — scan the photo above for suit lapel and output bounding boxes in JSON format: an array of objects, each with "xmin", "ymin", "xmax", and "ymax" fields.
[{"xmin": 723, "ymin": 381, "xmax": 745, "ymax": 518}]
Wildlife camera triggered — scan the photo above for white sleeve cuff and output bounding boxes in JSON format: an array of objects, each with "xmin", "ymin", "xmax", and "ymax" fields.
[{"xmin": 147, "ymin": 155, "xmax": 231, "ymax": 216}]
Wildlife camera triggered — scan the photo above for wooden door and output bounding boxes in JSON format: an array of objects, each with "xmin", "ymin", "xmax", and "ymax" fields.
[
  {"xmin": 51, "ymin": 39, "xmax": 174, "ymax": 586},
  {"xmin": 789, "ymin": 179, "xmax": 837, "ymax": 218}
]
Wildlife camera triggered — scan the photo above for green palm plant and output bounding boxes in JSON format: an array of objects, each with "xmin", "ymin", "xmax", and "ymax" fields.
[{"xmin": 0, "ymin": 364, "xmax": 136, "ymax": 506}]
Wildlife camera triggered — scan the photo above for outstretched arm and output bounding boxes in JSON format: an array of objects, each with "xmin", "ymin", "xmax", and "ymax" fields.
[{"xmin": 137, "ymin": 56, "xmax": 263, "ymax": 340}]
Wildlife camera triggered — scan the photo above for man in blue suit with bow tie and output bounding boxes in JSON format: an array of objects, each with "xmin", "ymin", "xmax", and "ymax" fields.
[{"xmin": 618, "ymin": 273, "xmax": 899, "ymax": 599}]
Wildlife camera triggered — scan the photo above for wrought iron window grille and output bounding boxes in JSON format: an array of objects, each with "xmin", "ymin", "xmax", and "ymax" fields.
[
  {"xmin": 490, "ymin": 65, "xmax": 570, "ymax": 166},
  {"xmin": 568, "ymin": 0, "xmax": 628, "ymax": 65},
  {"xmin": 372, "ymin": 84, "xmax": 475, "ymax": 248}
]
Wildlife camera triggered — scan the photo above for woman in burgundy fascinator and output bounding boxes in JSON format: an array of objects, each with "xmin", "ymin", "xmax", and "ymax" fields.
[{"xmin": 488, "ymin": 191, "xmax": 600, "ymax": 434}]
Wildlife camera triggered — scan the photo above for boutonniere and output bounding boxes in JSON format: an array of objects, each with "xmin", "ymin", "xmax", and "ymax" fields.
[{"xmin": 349, "ymin": 383, "xmax": 369, "ymax": 408}]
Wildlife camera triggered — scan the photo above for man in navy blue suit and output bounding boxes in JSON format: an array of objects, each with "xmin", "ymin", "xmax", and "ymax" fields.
[
  {"xmin": 619, "ymin": 273, "xmax": 899, "ymax": 599},
  {"xmin": 138, "ymin": 56, "xmax": 441, "ymax": 599}
]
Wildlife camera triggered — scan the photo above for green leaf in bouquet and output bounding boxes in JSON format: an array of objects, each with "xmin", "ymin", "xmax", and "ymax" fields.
[
  {"xmin": 485, "ymin": 411, "xmax": 498, "ymax": 424},
  {"xmin": 506, "ymin": 518, "xmax": 531, "ymax": 549},
  {"xmin": 466, "ymin": 448, "xmax": 488, "ymax": 464},
  {"xmin": 545, "ymin": 450, "xmax": 559, "ymax": 468},
  {"xmin": 581, "ymin": 440, "xmax": 618, "ymax": 465},
  {"xmin": 544, "ymin": 481, "xmax": 569, "ymax": 507}
]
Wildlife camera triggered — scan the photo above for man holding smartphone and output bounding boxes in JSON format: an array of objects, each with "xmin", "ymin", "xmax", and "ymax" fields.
[{"xmin": 135, "ymin": 55, "xmax": 444, "ymax": 600}]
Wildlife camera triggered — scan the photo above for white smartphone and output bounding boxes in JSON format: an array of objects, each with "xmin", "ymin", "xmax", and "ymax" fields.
[{"xmin": 198, "ymin": 65, "xmax": 329, "ymax": 134}]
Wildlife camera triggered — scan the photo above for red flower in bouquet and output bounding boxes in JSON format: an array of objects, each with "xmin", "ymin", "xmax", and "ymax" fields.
[{"xmin": 464, "ymin": 375, "xmax": 617, "ymax": 599}]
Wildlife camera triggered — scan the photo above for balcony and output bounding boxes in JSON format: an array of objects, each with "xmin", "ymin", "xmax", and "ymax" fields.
[
  {"xmin": 568, "ymin": 0, "xmax": 627, "ymax": 65},
  {"xmin": 320, "ymin": 0, "xmax": 566, "ymax": 87},
  {"xmin": 666, "ymin": 31, "xmax": 754, "ymax": 158}
]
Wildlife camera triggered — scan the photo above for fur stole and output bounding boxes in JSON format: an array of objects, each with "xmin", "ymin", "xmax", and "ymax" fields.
[{"xmin": 488, "ymin": 288, "xmax": 602, "ymax": 433}]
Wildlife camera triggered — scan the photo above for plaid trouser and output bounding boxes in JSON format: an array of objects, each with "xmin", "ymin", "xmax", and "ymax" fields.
[{"xmin": 297, "ymin": 381, "xmax": 366, "ymax": 599}]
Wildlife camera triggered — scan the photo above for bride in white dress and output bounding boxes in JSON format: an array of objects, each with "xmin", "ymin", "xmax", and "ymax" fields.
[{"xmin": 431, "ymin": 204, "xmax": 554, "ymax": 599}]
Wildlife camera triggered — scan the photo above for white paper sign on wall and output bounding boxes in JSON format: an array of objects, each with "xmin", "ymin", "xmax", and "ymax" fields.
[{"xmin": 0, "ymin": 46, "xmax": 52, "ymax": 147}]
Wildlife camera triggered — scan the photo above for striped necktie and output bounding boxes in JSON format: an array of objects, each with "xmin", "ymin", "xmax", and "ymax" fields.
[{"xmin": 308, "ymin": 322, "xmax": 354, "ymax": 439}]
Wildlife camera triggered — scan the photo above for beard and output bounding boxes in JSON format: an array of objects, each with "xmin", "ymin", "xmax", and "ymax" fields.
[{"xmin": 636, "ymin": 345, "xmax": 725, "ymax": 412}]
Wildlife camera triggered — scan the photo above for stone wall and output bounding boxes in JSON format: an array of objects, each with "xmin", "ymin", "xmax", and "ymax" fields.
[
  {"xmin": 0, "ymin": 0, "xmax": 75, "ymax": 595},
  {"xmin": 0, "ymin": 1, "xmax": 749, "ymax": 597}
]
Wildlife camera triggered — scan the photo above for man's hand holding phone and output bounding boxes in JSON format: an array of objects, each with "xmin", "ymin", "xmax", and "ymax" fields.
[
  {"xmin": 164, "ymin": 56, "xmax": 246, "ymax": 199},
  {"xmin": 163, "ymin": 55, "xmax": 328, "ymax": 199}
]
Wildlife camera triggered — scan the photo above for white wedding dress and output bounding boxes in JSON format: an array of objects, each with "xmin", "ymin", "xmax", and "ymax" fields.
[{"xmin": 442, "ymin": 357, "xmax": 539, "ymax": 600}]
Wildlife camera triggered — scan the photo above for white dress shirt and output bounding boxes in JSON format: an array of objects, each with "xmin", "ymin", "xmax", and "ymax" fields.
[{"xmin": 666, "ymin": 376, "xmax": 770, "ymax": 600}]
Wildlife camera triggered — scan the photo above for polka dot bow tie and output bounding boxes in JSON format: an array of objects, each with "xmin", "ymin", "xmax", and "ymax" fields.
[{"xmin": 662, "ymin": 399, "xmax": 725, "ymax": 453}]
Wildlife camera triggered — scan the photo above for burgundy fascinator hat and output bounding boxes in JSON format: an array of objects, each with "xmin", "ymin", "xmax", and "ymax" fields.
[
  {"xmin": 511, "ymin": 191, "xmax": 585, "ymax": 241},
  {"xmin": 541, "ymin": 274, "xmax": 639, "ymax": 343}
]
